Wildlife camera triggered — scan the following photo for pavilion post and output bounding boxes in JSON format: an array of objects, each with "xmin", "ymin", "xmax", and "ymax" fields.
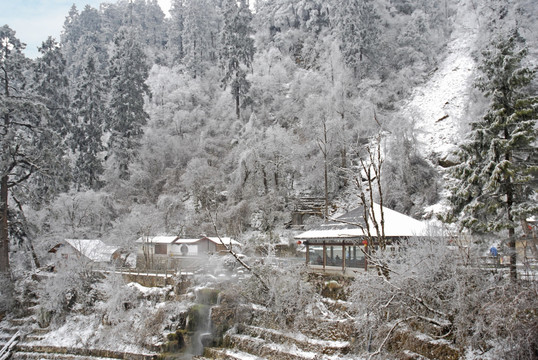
[
  {"xmin": 364, "ymin": 241, "xmax": 368, "ymax": 271},
  {"xmin": 322, "ymin": 241, "xmax": 326, "ymax": 270},
  {"xmin": 305, "ymin": 242, "xmax": 310, "ymax": 265},
  {"xmin": 342, "ymin": 243, "xmax": 346, "ymax": 273}
]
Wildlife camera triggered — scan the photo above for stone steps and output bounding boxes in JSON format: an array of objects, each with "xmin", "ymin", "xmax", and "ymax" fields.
[
  {"xmin": 400, "ymin": 349, "xmax": 432, "ymax": 360},
  {"xmin": 0, "ymin": 330, "xmax": 21, "ymax": 360},
  {"xmin": 13, "ymin": 344, "xmax": 158, "ymax": 360},
  {"xmin": 388, "ymin": 330, "xmax": 460, "ymax": 360},
  {"xmin": 222, "ymin": 329, "xmax": 349, "ymax": 360},
  {"xmin": 0, "ymin": 328, "xmax": 19, "ymax": 338},
  {"xmin": 23, "ymin": 333, "xmax": 45, "ymax": 342},
  {"xmin": 205, "ymin": 297, "xmax": 353, "ymax": 360},
  {"xmin": 239, "ymin": 325, "xmax": 350, "ymax": 355},
  {"xmin": 0, "ymin": 322, "xmax": 23, "ymax": 350},
  {"xmin": 294, "ymin": 318, "xmax": 354, "ymax": 343},
  {"xmin": 226, "ymin": 333, "xmax": 318, "ymax": 360},
  {"xmin": 204, "ymin": 347, "xmax": 266, "ymax": 360},
  {"xmin": 11, "ymin": 351, "xmax": 122, "ymax": 360}
]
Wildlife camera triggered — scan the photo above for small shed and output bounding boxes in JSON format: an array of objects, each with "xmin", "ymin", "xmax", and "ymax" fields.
[
  {"xmin": 136, "ymin": 236, "xmax": 241, "ymax": 257},
  {"xmin": 136, "ymin": 235, "xmax": 179, "ymax": 257},
  {"xmin": 199, "ymin": 236, "xmax": 242, "ymax": 253},
  {"xmin": 135, "ymin": 235, "xmax": 241, "ymax": 270},
  {"xmin": 295, "ymin": 203, "xmax": 428, "ymax": 273},
  {"xmin": 48, "ymin": 239, "xmax": 120, "ymax": 267}
]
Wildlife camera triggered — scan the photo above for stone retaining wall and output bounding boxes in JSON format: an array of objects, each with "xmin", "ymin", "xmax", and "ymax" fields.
[{"xmin": 16, "ymin": 344, "xmax": 157, "ymax": 360}]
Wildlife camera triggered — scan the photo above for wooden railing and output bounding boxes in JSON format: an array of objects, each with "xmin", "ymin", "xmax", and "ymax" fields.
[
  {"xmin": 0, "ymin": 330, "xmax": 20, "ymax": 360},
  {"xmin": 114, "ymin": 267, "xmax": 178, "ymax": 276}
]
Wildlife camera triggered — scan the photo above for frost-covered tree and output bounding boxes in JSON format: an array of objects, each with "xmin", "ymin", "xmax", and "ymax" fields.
[
  {"xmin": 182, "ymin": 0, "xmax": 219, "ymax": 78},
  {"xmin": 72, "ymin": 51, "xmax": 108, "ymax": 190},
  {"xmin": 32, "ymin": 37, "xmax": 71, "ymax": 137},
  {"xmin": 383, "ymin": 125, "xmax": 438, "ymax": 216},
  {"xmin": 29, "ymin": 37, "xmax": 72, "ymax": 203},
  {"xmin": 61, "ymin": 5, "xmax": 108, "ymax": 80},
  {"xmin": 220, "ymin": 0, "xmax": 255, "ymax": 119},
  {"xmin": 449, "ymin": 30, "xmax": 537, "ymax": 279},
  {"xmin": 106, "ymin": 28, "xmax": 150, "ymax": 180},
  {"xmin": 168, "ymin": 0, "xmax": 185, "ymax": 62},
  {"xmin": 333, "ymin": 0, "xmax": 381, "ymax": 79},
  {"xmin": 43, "ymin": 190, "xmax": 116, "ymax": 240},
  {"xmin": 0, "ymin": 27, "xmax": 66, "ymax": 273},
  {"xmin": 352, "ymin": 235, "xmax": 538, "ymax": 359},
  {"xmin": 38, "ymin": 253, "xmax": 101, "ymax": 320}
]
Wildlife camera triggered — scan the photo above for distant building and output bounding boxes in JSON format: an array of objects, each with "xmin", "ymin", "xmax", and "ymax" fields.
[
  {"xmin": 295, "ymin": 203, "xmax": 429, "ymax": 274},
  {"xmin": 136, "ymin": 235, "xmax": 241, "ymax": 270},
  {"xmin": 48, "ymin": 239, "xmax": 121, "ymax": 268}
]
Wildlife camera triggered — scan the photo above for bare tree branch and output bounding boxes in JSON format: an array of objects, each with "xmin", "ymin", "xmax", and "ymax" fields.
[
  {"xmin": 207, "ymin": 210, "xmax": 269, "ymax": 292},
  {"xmin": 368, "ymin": 317, "xmax": 416, "ymax": 359}
]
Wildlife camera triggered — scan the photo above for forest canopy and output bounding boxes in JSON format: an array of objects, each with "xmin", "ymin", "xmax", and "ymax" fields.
[{"xmin": 0, "ymin": 0, "xmax": 536, "ymax": 272}]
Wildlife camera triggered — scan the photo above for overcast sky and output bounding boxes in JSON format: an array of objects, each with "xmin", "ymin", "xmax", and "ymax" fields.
[{"xmin": 0, "ymin": 0, "xmax": 172, "ymax": 59}]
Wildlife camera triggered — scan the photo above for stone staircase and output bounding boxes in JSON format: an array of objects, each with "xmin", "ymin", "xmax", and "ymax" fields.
[
  {"xmin": 12, "ymin": 344, "xmax": 156, "ymax": 360},
  {"xmin": 0, "ymin": 304, "xmax": 157, "ymax": 360},
  {"xmin": 0, "ymin": 272, "xmax": 161, "ymax": 360},
  {"xmin": 0, "ymin": 314, "xmax": 31, "ymax": 360},
  {"xmin": 203, "ymin": 324, "xmax": 351, "ymax": 360}
]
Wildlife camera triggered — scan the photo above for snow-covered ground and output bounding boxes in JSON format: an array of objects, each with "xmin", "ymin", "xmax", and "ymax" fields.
[{"xmin": 400, "ymin": 0, "xmax": 480, "ymax": 160}]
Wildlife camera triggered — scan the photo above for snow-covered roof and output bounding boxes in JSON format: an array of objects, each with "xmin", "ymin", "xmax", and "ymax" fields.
[
  {"xmin": 171, "ymin": 238, "xmax": 203, "ymax": 244},
  {"xmin": 295, "ymin": 203, "xmax": 428, "ymax": 240},
  {"xmin": 63, "ymin": 239, "xmax": 119, "ymax": 263},
  {"xmin": 203, "ymin": 237, "xmax": 242, "ymax": 247},
  {"xmin": 136, "ymin": 235, "xmax": 241, "ymax": 247},
  {"xmin": 135, "ymin": 235, "xmax": 178, "ymax": 244}
]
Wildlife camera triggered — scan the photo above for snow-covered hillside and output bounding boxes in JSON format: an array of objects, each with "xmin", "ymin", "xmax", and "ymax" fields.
[{"xmin": 400, "ymin": 0, "xmax": 480, "ymax": 162}]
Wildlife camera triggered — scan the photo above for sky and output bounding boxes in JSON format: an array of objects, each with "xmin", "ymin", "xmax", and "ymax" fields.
[{"xmin": 0, "ymin": 0, "xmax": 172, "ymax": 59}]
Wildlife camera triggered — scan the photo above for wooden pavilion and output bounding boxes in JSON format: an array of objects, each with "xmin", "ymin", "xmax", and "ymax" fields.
[{"xmin": 295, "ymin": 203, "xmax": 428, "ymax": 273}]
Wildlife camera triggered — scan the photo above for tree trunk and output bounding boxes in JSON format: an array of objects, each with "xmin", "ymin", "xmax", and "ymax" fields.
[
  {"xmin": 507, "ymin": 177, "xmax": 517, "ymax": 280},
  {"xmin": 322, "ymin": 122, "xmax": 329, "ymax": 221},
  {"xmin": 262, "ymin": 165, "xmax": 268, "ymax": 194},
  {"xmin": 505, "ymin": 130, "xmax": 517, "ymax": 280},
  {"xmin": 508, "ymin": 227, "xmax": 517, "ymax": 280},
  {"xmin": 235, "ymin": 91, "xmax": 240, "ymax": 119},
  {"xmin": 1, "ymin": 55, "xmax": 10, "ymax": 274},
  {"xmin": 235, "ymin": 73, "xmax": 240, "ymax": 119},
  {"xmin": 0, "ymin": 175, "xmax": 9, "ymax": 274}
]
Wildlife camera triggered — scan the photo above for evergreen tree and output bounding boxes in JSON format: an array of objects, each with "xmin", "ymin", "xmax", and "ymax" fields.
[
  {"xmin": 32, "ymin": 37, "xmax": 71, "ymax": 137},
  {"xmin": 333, "ymin": 0, "xmax": 380, "ymax": 79},
  {"xmin": 61, "ymin": 5, "xmax": 108, "ymax": 81},
  {"xmin": 1, "ymin": 26, "xmax": 66, "ymax": 273},
  {"xmin": 220, "ymin": 0, "xmax": 255, "ymax": 119},
  {"xmin": 169, "ymin": 0, "xmax": 185, "ymax": 63},
  {"xmin": 183, "ymin": 0, "xmax": 219, "ymax": 78},
  {"xmin": 449, "ymin": 31, "xmax": 537, "ymax": 279},
  {"xmin": 60, "ymin": 4, "xmax": 80, "ymax": 51},
  {"xmin": 107, "ymin": 28, "xmax": 150, "ymax": 180},
  {"xmin": 72, "ymin": 50, "xmax": 108, "ymax": 190},
  {"xmin": 29, "ymin": 37, "xmax": 72, "ymax": 204}
]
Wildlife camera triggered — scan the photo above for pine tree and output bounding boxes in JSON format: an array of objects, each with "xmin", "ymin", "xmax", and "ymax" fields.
[
  {"xmin": 333, "ymin": 0, "xmax": 380, "ymax": 79},
  {"xmin": 107, "ymin": 28, "xmax": 150, "ymax": 180},
  {"xmin": 33, "ymin": 37, "xmax": 71, "ymax": 137},
  {"xmin": 61, "ymin": 5, "xmax": 108, "ymax": 81},
  {"xmin": 449, "ymin": 30, "xmax": 537, "ymax": 279},
  {"xmin": 220, "ymin": 0, "xmax": 255, "ymax": 119},
  {"xmin": 72, "ymin": 51, "xmax": 108, "ymax": 190},
  {"xmin": 183, "ymin": 0, "xmax": 219, "ymax": 78},
  {"xmin": 29, "ymin": 37, "xmax": 72, "ymax": 204},
  {"xmin": 169, "ymin": 0, "xmax": 185, "ymax": 63}
]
